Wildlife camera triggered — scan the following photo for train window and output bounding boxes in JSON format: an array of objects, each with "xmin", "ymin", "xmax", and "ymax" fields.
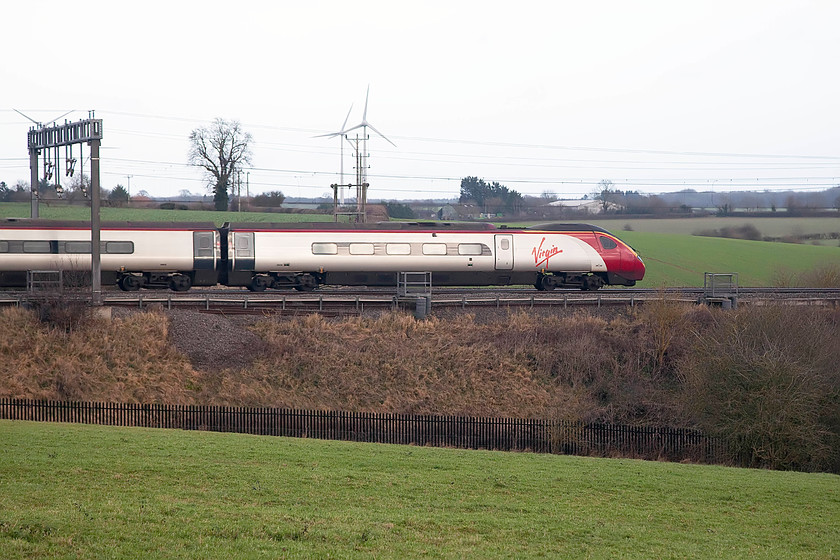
[
  {"xmin": 106, "ymin": 241, "xmax": 134, "ymax": 254},
  {"xmin": 234, "ymin": 233, "xmax": 254, "ymax": 258},
  {"xmin": 500, "ymin": 239, "xmax": 510, "ymax": 250},
  {"xmin": 599, "ymin": 236, "xmax": 618, "ymax": 250},
  {"xmin": 386, "ymin": 243, "xmax": 411, "ymax": 255},
  {"xmin": 193, "ymin": 232, "xmax": 214, "ymax": 258},
  {"xmin": 349, "ymin": 243, "xmax": 375, "ymax": 255},
  {"xmin": 422, "ymin": 243, "xmax": 447, "ymax": 255},
  {"xmin": 312, "ymin": 242, "xmax": 338, "ymax": 255},
  {"xmin": 0, "ymin": 241, "xmax": 8, "ymax": 253},
  {"xmin": 458, "ymin": 243, "xmax": 483, "ymax": 256},
  {"xmin": 65, "ymin": 241, "xmax": 91, "ymax": 253},
  {"xmin": 23, "ymin": 241, "xmax": 51, "ymax": 253}
]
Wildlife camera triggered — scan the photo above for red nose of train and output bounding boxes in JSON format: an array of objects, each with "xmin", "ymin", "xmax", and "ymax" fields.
[{"xmin": 620, "ymin": 245, "xmax": 646, "ymax": 283}]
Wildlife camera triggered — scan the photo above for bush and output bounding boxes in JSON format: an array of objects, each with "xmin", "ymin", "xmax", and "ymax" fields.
[
  {"xmin": 252, "ymin": 191, "xmax": 286, "ymax": 207},
  {"xmin": 679, "ymin": 307, "xmax": 840, "ymax": 472},
  {"xmin": 159, "ymin": 202, "xmax": 189, "ymax": 210},
  {"xmin": 693, "ymin": 224, "xmax": 762, "ymax": 241},
  {"xmin": 384, "ymin": 201, "xmax": 415, "ymax": 219},
  {"xmin": 771, "ymin": 264, "xmax": 840, "ymax": 288}
]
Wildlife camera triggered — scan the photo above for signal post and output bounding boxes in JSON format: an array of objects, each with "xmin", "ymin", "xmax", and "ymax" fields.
[{"xmin": 27, "ymin": 116, "xmax": 104, "ymax": 305}]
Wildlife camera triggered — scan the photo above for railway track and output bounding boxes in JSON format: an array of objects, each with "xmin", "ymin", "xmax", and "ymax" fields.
[{"xmin": 2, "ymin": 286, "xmax": 839, "ymax": 314}]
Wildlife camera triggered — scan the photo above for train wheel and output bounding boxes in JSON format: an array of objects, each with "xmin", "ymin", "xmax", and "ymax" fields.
[
  {"xmin": 119, "ymin": 274, "xmax": 141, "ymax": 291},
  {"xmin": 581, "ymin": 276, "xmax": 603, "ymax": 291},
  {"xmin": 542, "ymin": 275, "xmax": 558, "ymax": 291},
  {"xmin": 294, "ymin": 274, "xmax": 318, "ymax": 292},
  {"xmin": 249, "ymin": 276, "xmax": 269, "ymax": 292},
  {"xmin": 534, "ymin": 276, "xmax": 546, "ymax": 291},
  {"xmin": 169, "ymin": 274, "xmax": 192, "ymax": 292}
]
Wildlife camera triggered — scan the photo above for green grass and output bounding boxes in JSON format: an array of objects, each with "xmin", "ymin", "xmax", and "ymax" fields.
[
  {"xmin": 0, "ymin": 202, "xmax": 336, "ymax": 226},
  {"xmin": 1, "ymin": 421, "xmax": 838, "ymax": 559},
  {"xmin": 588, "ymin": 216, "xmax": 840, "ymax": 240},
  {"xmin": 620, "ymin": 231, "xmax": 840, "ymax": 287}
]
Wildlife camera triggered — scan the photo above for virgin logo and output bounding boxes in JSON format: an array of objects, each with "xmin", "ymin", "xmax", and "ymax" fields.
[{"xmin": 532, "ymin": 237, "xmax": 562, "ymax": 268}]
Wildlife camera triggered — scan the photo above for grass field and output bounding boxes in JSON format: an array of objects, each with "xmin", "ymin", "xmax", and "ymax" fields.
[
  {"xmin": 588, "ymin": 216, "xmax": 840, "ymax": 240},
  {"xmin": 618, "ymin": 231, "xmax": 840, "ymax": 287},
  {"xmin": 0, "ymin": 202, "xmax": 336, "ymax": 225},
  {"xmin": 1, "ymin": 421, "xmax": 838, "ymax": 559}
]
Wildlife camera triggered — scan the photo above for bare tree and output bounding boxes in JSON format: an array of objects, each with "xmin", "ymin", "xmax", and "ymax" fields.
[
  {"xmin": 188, "ymin": 118, "xmax": 253, "ymax": 211},
  {"xmin": 593, "ymin": 179, "xmax": 615, "ymax": 213}
]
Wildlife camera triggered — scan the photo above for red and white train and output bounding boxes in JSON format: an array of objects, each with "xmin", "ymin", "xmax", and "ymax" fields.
[{"xmin": 0, "ymin": 220, "xmax": 645, "ymax": 291}]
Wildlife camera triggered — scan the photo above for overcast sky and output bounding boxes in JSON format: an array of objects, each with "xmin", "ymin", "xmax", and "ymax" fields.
[{"xmin": 2, "ymin": 0, "xmax": 839, "ymax": 200}]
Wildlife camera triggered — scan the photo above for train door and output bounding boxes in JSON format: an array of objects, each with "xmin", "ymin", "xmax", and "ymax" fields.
[
  {"xmin": 231, "ymin": 231, "xmax": 255, "ymax": 271},
  {"xmin": 193, "ymin": 231, "xmax": 216, "ymax": 269},
  {"xmin": 193, "ymin": 231, "xmax": 218, "ymax": 285},
  {"xmin": 494, "ymin": 234, "xmax": 513, "ymax": 270}
]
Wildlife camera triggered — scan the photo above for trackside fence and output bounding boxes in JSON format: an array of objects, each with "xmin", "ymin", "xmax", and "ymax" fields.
[{"xmin": 0, "ymin": 399, "xmax": 727, "ymax": 464}]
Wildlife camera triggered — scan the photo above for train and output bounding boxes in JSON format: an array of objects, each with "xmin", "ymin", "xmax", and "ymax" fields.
[{"xmin": 0, "ymin": 219, "xmax": 645, "ymax": 292}]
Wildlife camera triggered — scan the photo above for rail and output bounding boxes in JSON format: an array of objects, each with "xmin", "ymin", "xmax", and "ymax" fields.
[{"xmin": 0, "ymin": 288, "xmax": 838, "ymax": 314}]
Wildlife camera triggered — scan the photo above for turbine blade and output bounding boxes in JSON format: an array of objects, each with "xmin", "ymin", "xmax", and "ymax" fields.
[
  {"xmin": 45, "ymin": 110, "xmax": 74, "ymax": 126},
  {"xmin": 313, "ymin": 131, "xmax": 345, "ymax": 138},
  {"xmin": 341, "ymin": 123, "xmax": 366, "ymax": 136},
  {"xmin": 366, "ymin": 123, "xmax": 397, "ymax": 147},
  {"xmin": 13, "ymin": 108, "xmax": 39, "ymax": 125},
  {"xmin": 362, "ymin": 85, "xmax": 370, "ymax": 121},
  {"xmin": 341, "ymin": 104, "xmax": 353, "ymax": 132}
]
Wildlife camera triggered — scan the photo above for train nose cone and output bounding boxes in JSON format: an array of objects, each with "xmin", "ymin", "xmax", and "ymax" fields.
[{"xmin": 625, "ymin": 252, "xmax": 646, "ymax": 281}]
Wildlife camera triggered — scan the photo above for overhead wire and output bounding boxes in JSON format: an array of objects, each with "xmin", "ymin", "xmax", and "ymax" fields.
[{"xmin": 3, "ymin": 109, "xmax": 839, "ymax": 196}]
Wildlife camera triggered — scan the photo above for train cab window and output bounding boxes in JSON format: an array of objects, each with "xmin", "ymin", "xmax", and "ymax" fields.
[
  {"xmin": 349, "ymin": 243, "xmax": 375, "ymax": 255},
  {"xmin": 0, "ymin": 241, "xmax": 8, "ymax": 253},
  {"xmin": 500, "ymin": 239, "xmax": 510, "ymax": 250},
  {"xmin": 106, "ymin": 241, "xmax": 134, "ymax": 254},
  {"xmin": 23, "ymin": 241, "xmax": 51, "ymax": 253},
  {"xmin": 386, "ymin": 243, "xmax": 411, "ymax": 255},
  {"xmin": 458, "ymin": 243, "xmax": 483, "ymax": 256},
  {"xmin": 422, "ymin": 243, "xmax": 447, "ymax": 255},
  {"xmin": 599, "ymin": 236, "xmax": 618, "ymax": 250},
  {"xmin": 312, "ymin": 242, "xmax": 338, "ymax": 255}
]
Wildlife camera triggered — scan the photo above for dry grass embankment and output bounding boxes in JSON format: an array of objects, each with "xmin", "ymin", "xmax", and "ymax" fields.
[
  {"xmin": 2, "ymin": 303, "xmax": 839, "ymax": 472},
  {"xmin": 0, "ymin": 307, "xmax": 199, "ymax": 403}
]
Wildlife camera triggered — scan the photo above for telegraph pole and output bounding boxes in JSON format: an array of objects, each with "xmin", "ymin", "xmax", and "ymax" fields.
[
  {"xmin": 29, "ymin": 148, "xmax": 39, "ymax": 218},
  {"xmin": 90, "ymin": 131, "xmax": 102, "ymax": 305}
]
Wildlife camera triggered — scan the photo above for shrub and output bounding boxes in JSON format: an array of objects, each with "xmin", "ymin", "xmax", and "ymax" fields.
[
  {"xmin": 693, "ymin": 224, "xmax": 762, "ymax": 241},
  {"xmin": 679, "ymin": 306, "xmax": 840, "ymax": 472},
  {"xmin": 252, "ymin": 191, "xmax": 286, "ymax": 207}
]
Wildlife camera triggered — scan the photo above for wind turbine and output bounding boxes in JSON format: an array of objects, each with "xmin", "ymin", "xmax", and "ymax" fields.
[
  {"xmin": 315, "ymin": 104, "xmax": 353, "ymax": 204},
  {"xmin": 316, "ymin": 86, "xmax": 396, "ymax": 201},
  {"xmin": 340, "ymin": 85, "xmax": 396, "ymax": 190}
]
